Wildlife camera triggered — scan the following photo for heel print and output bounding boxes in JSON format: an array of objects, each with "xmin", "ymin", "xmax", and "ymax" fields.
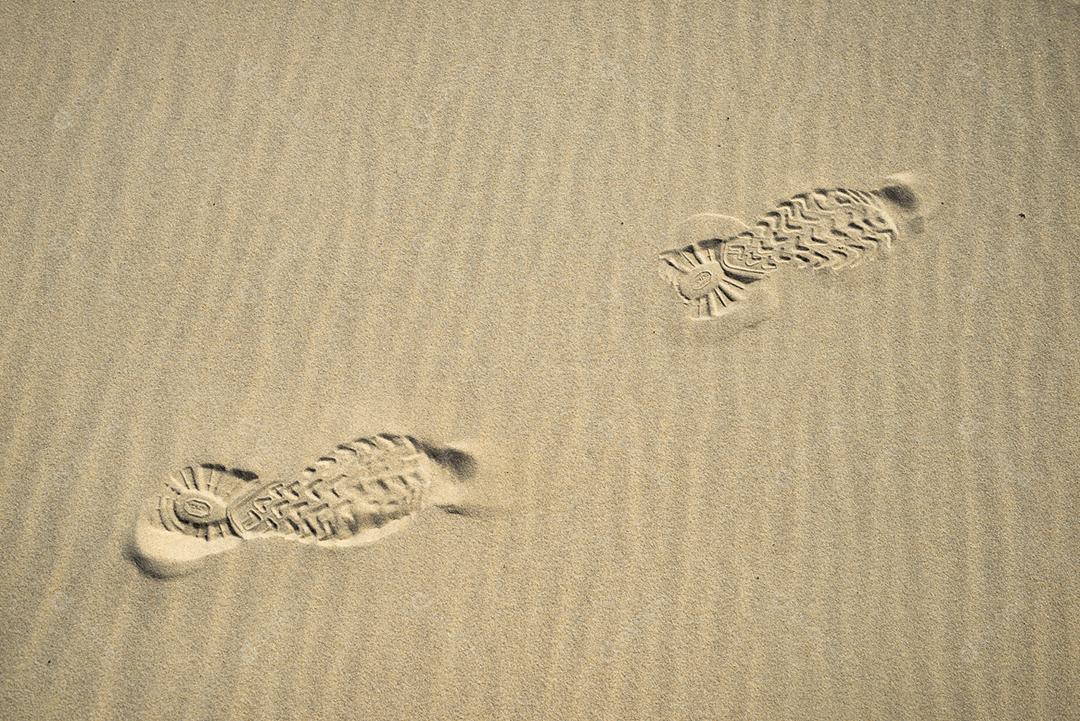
[{"xmin": 660, "ymin": 244, "xmax": 751, "ymax": 319}]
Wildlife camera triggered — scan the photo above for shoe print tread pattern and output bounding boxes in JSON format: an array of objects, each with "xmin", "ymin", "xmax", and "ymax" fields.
[
  {"xmin": 226, "ymin": 434, "xmax": 433, "ymax": 542},
  {"xmin": 660, "ymin": 185, "xmax": 910, "ymax": 320}
]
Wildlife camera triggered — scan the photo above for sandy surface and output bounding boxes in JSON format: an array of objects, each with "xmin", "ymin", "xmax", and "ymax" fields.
[{"xmin": 1, "ymin": 1, "xmax": 1078, "ymax": 719}]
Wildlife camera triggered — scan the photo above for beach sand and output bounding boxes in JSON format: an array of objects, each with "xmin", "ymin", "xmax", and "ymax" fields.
[{"xmin": 1, "ymin": 1, "xmax": 1078, "ymax": 719}]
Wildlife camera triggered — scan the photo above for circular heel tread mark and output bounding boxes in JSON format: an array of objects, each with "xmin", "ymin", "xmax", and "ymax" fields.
[{"xmin": 173, "ymin": 491, "xmax": 228, "ymax": 525}]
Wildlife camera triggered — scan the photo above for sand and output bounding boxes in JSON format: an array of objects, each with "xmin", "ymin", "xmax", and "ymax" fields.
[{"xmin": 1, "ymin": 1, "xmax": 1078, "ymax": 719}]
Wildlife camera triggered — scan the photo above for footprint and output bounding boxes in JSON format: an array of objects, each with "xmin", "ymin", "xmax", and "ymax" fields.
[
  {"xmin": 131, "ymin": 434, "xmax": 480, "ymax": 577},
  {"xmin": 659, "ymin": 174, "xmax": 928, "ymax": 321}
]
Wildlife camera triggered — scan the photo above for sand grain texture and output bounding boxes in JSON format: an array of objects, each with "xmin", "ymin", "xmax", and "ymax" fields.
[{"xmin": 1, "ymin": 1, "xmax": 1078, "ymax": 720}]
